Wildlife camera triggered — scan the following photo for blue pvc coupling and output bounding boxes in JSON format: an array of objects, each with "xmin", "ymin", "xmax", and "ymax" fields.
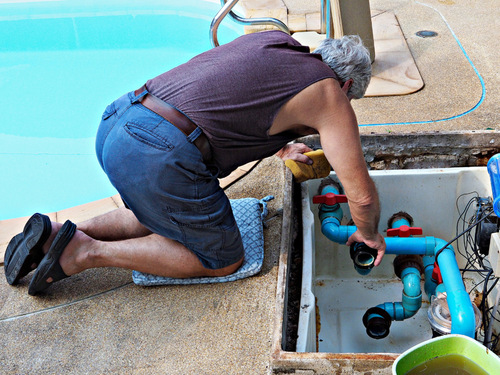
[
  {"xmin": 401, "ymin": 269, "xmax": 423, "ymax": 318},
  {"xmin": 487, "ymin": 153, "xmax": 500, "ymax": 216},
  {"xmin": 318, "ymin": 184, "xmax": 344, "ymax": 222},
  {"xmin": 391, "ymin": 217, "xmax": 411, "ymax": 229}
]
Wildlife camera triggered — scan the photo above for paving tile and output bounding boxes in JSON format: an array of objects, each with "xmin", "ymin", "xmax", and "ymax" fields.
[
  {"xmin": 364, "ymin": 11, "xmax": 424, "ymax": 97},
  {"xmin": 305, "ymin": 12, "xmax": 321, "ymax": 32},
  {"xmin": 288, "ymin": 14, "xmax": 307, "ymax": 32},
  {"xmin": 240, "ymin": 0, "xmax": 288, "ymax": 33}
]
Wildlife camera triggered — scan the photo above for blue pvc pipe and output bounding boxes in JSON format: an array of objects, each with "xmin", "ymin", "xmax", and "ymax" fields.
[
  {"xmin": 318, "ymin": 204, "xmax": 476, "ymax": 337},
  {"xmin": 401, "ymin": 267, "xmax": 423, "ymax": 316},
  {"xmin": 385, "ymin": 237, "xmax": 436, "ymax": 256},
  {"xmin": 423, "ymin": 255, "xmax": 438, "ymax": 301},
  {"xmin": 434, "ymin": 239, "xmax": 475, "ymax": 337},
  {"xmin": 321, "ymin": 219, "xmax": 356, "ymax": 244},
  {"xmin": 391, "ymin": 217, "xmax": 411, "ymax": 229},
  {"xmin": 375, "ymin": 267, "xmax": 423, "ymax": 321},
  {"xmin": 487, "ymin": 154, "xmax": 500, "ymax": 216}
]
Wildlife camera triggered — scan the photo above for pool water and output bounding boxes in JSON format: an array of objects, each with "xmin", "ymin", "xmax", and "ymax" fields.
[{"xmin": 0, "ymin": 0, "xmax": 243, "ymax": 220}]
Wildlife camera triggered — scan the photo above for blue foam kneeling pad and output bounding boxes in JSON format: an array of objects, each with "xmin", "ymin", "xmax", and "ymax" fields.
[{"xmin": 132, "ymin": 196, "xmax": 274, "ymax": 286}]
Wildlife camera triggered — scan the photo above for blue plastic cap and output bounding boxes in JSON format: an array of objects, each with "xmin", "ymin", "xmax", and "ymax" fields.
[{"xmin": 487, "ymin": 154, "xmax": 500, "ymax": 216}]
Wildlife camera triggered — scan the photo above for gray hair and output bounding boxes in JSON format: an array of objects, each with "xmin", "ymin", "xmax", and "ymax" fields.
[{"xmin": 313, "ymin": 35, "xmax": 372, "ymax": 99}]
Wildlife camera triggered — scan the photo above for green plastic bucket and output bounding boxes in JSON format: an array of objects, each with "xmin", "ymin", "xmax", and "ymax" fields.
[{"xmin": 392, "ymin": 334, "xmax": 500, "ymax": 374}]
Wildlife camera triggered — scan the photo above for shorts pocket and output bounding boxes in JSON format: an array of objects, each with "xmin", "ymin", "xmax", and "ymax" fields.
[{"xmin": 124, "ymin": 122, "xmax": 174, "ymax": 151}]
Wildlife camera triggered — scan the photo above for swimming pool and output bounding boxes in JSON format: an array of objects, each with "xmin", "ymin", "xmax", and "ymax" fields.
[{"xmin": 0, "ymin": 0, "xmax": 243, "ymax": 220}]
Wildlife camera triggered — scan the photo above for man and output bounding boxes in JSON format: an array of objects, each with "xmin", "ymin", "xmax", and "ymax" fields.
[{"xmin": 5, "ymin": 30, "xmax": 385, "ymax": 295}]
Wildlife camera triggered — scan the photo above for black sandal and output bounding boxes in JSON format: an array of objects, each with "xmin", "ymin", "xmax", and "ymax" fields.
[
  {"xmin": 28, "ymin": 220, "xmax": 76, "ymax": 296},
  {"xmin": 4, "ymin": 213, "xmax": 51, "ymax": 285}
]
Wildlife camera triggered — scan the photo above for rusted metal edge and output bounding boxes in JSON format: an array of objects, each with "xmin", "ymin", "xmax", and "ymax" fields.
[{"xmin": 298, "ymin": 130, "xmax": 500, "ymax": 170}]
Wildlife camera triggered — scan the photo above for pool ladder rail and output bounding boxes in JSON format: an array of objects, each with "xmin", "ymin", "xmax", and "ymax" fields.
[{"xmin": 210, "ymin": 0, "xmax": 334, "ymax": 47}]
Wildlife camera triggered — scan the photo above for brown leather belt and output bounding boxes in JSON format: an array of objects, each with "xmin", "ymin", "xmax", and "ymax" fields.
[{"xmin": 134, "ymin": 85, "xmax": 211, "ymax": 162}]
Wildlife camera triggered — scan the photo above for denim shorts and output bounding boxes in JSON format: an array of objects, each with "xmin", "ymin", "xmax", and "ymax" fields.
[{"xmin": 95, "ymin": 89, "xmax": 244, "ymax": 270}]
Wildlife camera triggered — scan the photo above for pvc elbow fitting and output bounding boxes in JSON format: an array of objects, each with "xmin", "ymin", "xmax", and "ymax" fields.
[{"xmin": 320, "ymin": 218, "xmax": 355, "ymax": 244}]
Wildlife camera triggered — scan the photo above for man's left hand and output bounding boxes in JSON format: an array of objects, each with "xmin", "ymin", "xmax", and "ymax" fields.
[{"xmin": 276, "ymin": 143, "xmax": 313, "ymax": 164}]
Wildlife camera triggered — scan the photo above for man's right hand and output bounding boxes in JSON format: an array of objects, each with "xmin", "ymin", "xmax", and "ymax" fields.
[{"xmin": 346, "ymin": 231, "xmax": 386, "ymax": 266}]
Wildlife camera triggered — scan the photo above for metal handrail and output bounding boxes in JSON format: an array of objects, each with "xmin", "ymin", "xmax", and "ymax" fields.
[{"xmin": 210, "ymin": 0, "xmax": 290, "ymax": 47}]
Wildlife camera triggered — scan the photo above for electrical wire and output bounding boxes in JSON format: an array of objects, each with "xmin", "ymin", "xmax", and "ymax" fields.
[
  {"xmin": 486, "ymin": 289, "xmax": 500, "ymax": 349},
  {"xmin": 451, "ymin": 195, "xmax": 500, "ymax": 349}
]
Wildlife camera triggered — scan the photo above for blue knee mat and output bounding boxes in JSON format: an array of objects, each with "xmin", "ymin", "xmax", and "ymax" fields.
[{"xmin": 132, "ymin": 196, "xmax": 274, "ymax": 286}]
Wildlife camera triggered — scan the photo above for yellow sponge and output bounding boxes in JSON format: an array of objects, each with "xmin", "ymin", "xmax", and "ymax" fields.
[{"xmin": 284, "ymin": 149, "xmax": 331, "ymax": 183}]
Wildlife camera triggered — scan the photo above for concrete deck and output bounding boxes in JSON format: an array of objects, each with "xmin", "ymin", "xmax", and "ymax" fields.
[{"xmin": 1, "ymin": 0, "xmax": 500, "ymax": 374}]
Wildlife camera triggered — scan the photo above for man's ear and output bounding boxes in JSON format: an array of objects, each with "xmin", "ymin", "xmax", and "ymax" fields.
[{"xmin": 341, "ymin": 79, "xmax": 353, "ymax": 94}]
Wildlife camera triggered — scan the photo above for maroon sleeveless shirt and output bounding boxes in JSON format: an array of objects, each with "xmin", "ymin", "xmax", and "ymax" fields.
[{"xmin": 146, "ymin": 31, "xmax": 337, "ymax": 177}]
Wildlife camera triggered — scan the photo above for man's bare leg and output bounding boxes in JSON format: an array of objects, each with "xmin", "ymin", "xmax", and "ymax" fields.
[
  {"xmin": 79, "ymin": 207, "xmax": 153, "ymax": 241},
  {"xmin": 41, "ymin": 208, "xmax": 243, "ymax": 283}
]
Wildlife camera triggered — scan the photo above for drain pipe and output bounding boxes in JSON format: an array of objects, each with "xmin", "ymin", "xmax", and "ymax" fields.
[
  {"xmin": 363, "ymin": 261, "xmax": 424, "ymax": 339},
  {"xmin": 362, "ymin": 216, "xmax": 424, "ymax": 339},
  {"xmin": 315, "ymin": 187, "xmax": 476, "ymax": 337},
  {"xmin": 384, "ymin": 236, "xmax": 475, "ymax": 337}
]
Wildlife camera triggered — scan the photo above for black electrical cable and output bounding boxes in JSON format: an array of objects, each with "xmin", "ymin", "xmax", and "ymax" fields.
[
  {"xmin": 451, "ymin": 194, "xmax": 500, "ymax": 350},
  {"xmin": 435, "ymin": 209, "xmax": 494, "ymax": 261},
  {"xmin": 486, "ymin": 277, "xmax": 499, "ymax": 296},
  {"xmin": 480, "ymin": 269, "xmax": 494, "ymax": 346}
]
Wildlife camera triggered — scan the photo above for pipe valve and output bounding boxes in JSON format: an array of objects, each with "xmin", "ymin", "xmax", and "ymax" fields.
[
  {"xmin": 387, "ymin": 225, "xmax": 423, "ymax": 238},
  {"xmin": 313, "ymin": 193, "xmax": 348, "ymax": 206}
]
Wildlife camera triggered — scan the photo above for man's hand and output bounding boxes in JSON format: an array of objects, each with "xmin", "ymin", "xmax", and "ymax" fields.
[
  {"xmin": 346, "ymin": 230, "xmax": 386, "ymax": 266},
  {"xmin": 276, "ymin": 143, "xmax": 313, "ymax": 164}
]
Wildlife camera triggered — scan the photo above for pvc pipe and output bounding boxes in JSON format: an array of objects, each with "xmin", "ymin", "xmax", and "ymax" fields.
[
  {"xmin": 385, "ymin": 237, "xmax": 436, "ymax": 256},
  {"xmin": 434, "ymin": 239, "xmax": 476, "ymax": 337},
  {"xmin": 435, "ymin": 283, "xmax": 446, "ymax": 295},
  {"xmin": 391, "ymin": 217, "xmax": 411, "ymax": 228},
  {"xmin": 321, "ymin": 218, "xmax": 355, "ymax": 243},
  {"xmin": 317, "ymin": 192, "xmax": 476, "ymax": 337},
  {"xmin": 487, "ymin": 153, "xmax": 500, "ymax": 216},
  {"xmin": 423, "ymin": 255, "xmax": 438, "ymax": 301},
  {"xmin": 401, "ymin": 269, "xmax": 423, "ymax": 318},
  {"xmin": 375, "ymin": 267, "xmax": 423, "ymax": 321}
]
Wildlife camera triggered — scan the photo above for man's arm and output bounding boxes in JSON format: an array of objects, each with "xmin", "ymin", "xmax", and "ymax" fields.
[{"xmin": 310, "ymin": 84, "xmax": 386, "ymax": 265}]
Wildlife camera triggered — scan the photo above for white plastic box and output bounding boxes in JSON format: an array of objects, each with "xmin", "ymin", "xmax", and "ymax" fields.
[{"xmin": 297, "ymin": 167, "xmax": 492, "ymax": 354}]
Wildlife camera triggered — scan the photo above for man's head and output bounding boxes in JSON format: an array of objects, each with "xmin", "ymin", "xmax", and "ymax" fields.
[{"xmin": 313, "ymin": 35, "xmax": 372, "ymax": 99}]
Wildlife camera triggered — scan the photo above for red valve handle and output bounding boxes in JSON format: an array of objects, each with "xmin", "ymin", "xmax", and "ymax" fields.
[
  {"xmin": 386, "ymin": 225, "xmax": 423, "ymax": 237},
  {"xmin": 431, "ymin": 262, "xmax": 443, "ymax": 284},
  {"xmin": 312, "ymin": 193, "xmax": 348, "ymax": 205}
]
